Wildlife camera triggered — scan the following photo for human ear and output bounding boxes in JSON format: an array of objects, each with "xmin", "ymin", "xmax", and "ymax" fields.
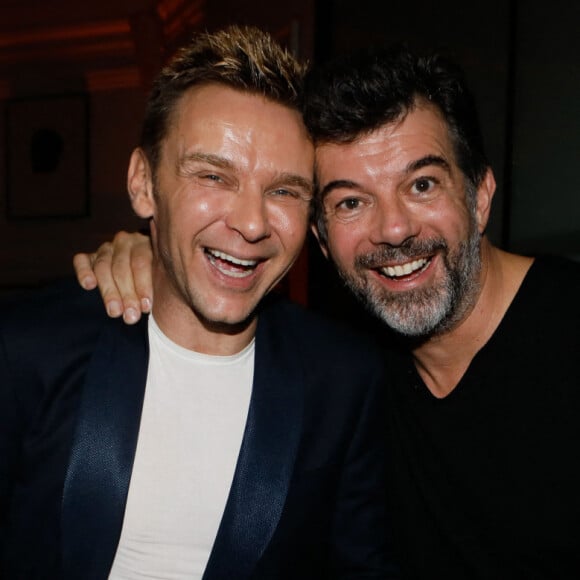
[
  {"xmin": 310, "ymin": 222, "xmax": 330, "ymax": 259},
  {"xmin": 475, "ymin": 168, "xmax": 496, "ymax": 233},
  {"xmin": 127, "ymin": 148, "xmax": 155, "ymax": 219}
]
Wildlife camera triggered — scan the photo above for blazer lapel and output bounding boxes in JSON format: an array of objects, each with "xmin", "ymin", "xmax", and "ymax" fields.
[
  {"xmin": 204, "ymin": 304, "xmax": 304, "ymax": 580},
  {"xmin": 61, "ymin": 317, "xmax": 149, "ymax": 580}
]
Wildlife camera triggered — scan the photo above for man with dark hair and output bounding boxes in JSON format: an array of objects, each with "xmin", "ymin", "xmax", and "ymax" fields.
[
  {"xmin": 0, "ymin": 27, "xmax": 398, "ymax": 579},
  {"xmin": 304, "ymin": 46, "xmax": 580, "ymax": 578},
  {"xmin": 305, "ymin": 46, "xmax": 497, "ymax": 343},
  {"xmin": 86, "ymin": 45, "xmax": 580, "ymax": 578}
]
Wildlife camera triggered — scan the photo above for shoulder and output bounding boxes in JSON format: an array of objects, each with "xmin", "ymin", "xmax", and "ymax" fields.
[
  {"xmin": 0, "ymin": 279, "xmax": 119, "ymax": 377},
  {"xmin": 529, "ymin": 254, "xmax": 580, "ymax": 277},
  {"xmin": 0, "ymin": 279, "xmax": 107, "ymax": 344},
  {"xmin": 257, "ymin": 296, "xmax": 385, "ymax": 384},
  {"xmin": 0, "ymin": 278, "xmax": 107, "ymax": 326},
  {"xmin": 0, "ymin": 279, "xmax": 147, "ymax": 425},
  {"xmin": 259, "ymin": 296, "xmax": 382, "ymax": 355},
  {"xmin": 506, "ymin": 255, "xmax": 580, "ymax": 345},
  {"xmin": 521, "ymin": 255, "xmax": 580, "ymax": 303}
]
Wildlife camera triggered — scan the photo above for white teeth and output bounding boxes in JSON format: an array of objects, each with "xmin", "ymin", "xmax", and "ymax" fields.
[
  {"xmin": 214, "ymin": 266, "xmax": 253, "ymax": 279},
  {"xmin": 206, "ymin": 248, "xmax": 259, "ymax": 278},
  {"xmin": 381, "ymin": 258, "xmax": 428, "ymax": 278},
  {"xmin": 207, "ymin": 249, "xmax": 257, "ymax": 267}
]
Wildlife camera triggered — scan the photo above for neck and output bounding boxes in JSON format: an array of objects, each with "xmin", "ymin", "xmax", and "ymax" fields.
[
  {"xmin": 411, "ymin": 238, "xmax": 533, "ymax": 398},
  {"xmin": 153, "ymin": 306, "xmax": 257, "ymax": 356},
  {"xmin": 151, "ymin": 280, "xmax": 257, "ymax": 357}
]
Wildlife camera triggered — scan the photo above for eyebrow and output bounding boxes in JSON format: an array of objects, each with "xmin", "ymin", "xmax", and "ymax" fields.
[
  {"xmin": 319, "ymin": 179, "xmax": 360, "ymax": 201},
  {"xmin": 274, "ymin": 173, "xmax": 314, "ymax": 196},
  {"xmin": 177, "ymin": 152, "xmax": 235, "ymax": 172},
  {"xmin": 406, "ymin": 154, "xmax": 451, "ymax": 174}
]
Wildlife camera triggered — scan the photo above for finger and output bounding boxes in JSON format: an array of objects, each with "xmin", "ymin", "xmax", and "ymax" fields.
[
  {"xmin": 129, "ymin": 236, "xmax": 154, "ymax": 313},
  {"xmin": 91, "ymin": 242, "xmax": 125, "ymax": 319},
  {"xmin": 73, "ymin": 253, "xmax": 98, "ymax": 290},
  {"xmin": 108, "ymin": 232, "xmax": 145, "ymax": 324}
]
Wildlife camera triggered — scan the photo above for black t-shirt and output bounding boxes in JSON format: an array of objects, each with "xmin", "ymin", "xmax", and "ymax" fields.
[{"xmin": 385, "ymin": 256, "xmax": 580, "ymax": 579}]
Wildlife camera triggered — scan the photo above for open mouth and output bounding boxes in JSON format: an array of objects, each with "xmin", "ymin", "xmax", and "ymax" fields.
[
  {"xmin": 378, "ymin": 257, "xmax": 431, "ymax": 280},
  {"xmin": 205, "ymin": 248, "xmax": 260, "ymax": 279}
]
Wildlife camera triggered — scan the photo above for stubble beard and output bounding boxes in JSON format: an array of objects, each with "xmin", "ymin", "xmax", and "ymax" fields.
[
  {"xmin": 337, "ymin": 221, "xmax": 482, "ymax": 339},
  {"xmin": 153, "ymin": 202, "xmax": 256, "ymax": 334}
]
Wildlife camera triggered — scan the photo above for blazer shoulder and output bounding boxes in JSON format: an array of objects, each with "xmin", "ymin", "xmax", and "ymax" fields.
[
  {"xmin": 0, "ymin": 278, "xmax": 148, "ymax": 429},
  {"xmin": 0, "ymin": 279, "xmax": 125, "ymax": 381},
  {"xmin": 258, "ymin": 297, "xmax": 384, "ymax": 370},
  {"xmin": 0, "ymin": 278, "xmax": 108, "ymax": 336}
]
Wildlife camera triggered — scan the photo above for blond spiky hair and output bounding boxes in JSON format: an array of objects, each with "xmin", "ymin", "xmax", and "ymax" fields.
[{"xmin": 140, "ymin": 25, "xmax": 307, "ymax": 171}]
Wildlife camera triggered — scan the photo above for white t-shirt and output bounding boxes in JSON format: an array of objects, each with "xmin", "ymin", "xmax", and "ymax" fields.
[{"xmin": 109, "ymin": 316, "xmax": 254, "ymax": 579}]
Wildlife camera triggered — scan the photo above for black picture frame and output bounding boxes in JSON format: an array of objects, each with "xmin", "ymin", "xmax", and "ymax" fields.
[{"xmin": 5, "ymin": 94, "xmax": 89, "ymax": 219}]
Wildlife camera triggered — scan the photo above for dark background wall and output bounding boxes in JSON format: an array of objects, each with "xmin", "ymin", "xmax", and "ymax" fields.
[
  {"xmin": 313, "ymin": 0, "xmax": 580, "ymax": 256},
  {"xmin": 0, "ymin": 0, "xmax": 578, "ymax": 298},
  {"xmin": 308, "ymin": 0, "xmax": 580, "ymax": 318}
]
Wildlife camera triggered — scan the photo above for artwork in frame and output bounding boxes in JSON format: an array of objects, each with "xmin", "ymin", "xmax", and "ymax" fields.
[{"xmin": 5, "ymin": 94, "xmax": 89, "ymax": 219}]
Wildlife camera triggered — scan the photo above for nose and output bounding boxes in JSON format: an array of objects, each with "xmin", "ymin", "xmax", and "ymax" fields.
[
  {"xmin": 368, "ymin": 196, "xmax": 420, "ymax": 247},
  {"xmin": 225, "ymin": 189, "xmax": 271, "ymax": 242}
]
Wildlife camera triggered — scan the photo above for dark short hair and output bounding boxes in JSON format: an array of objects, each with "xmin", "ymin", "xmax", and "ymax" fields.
[
  {"xmin": 140, "ymin": 25, "xmax": 307, "ymax": 174},
  {"xmin": 304, "ymin": 45, "xmax": 489, "ymax": 240}
]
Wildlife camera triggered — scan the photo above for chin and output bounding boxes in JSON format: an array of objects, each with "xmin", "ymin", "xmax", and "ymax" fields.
[{"xmin": 197, "ymin": 300, "xmax": 259, "ymax": 329}]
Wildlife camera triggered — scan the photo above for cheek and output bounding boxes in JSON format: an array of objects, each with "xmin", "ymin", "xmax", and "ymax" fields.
[
  {"xmin": 326, "ymin": 221, "xmax": 361, "ymax": 264},
  {"xmin": 403, "ymin": 193, "xmax": 471, "ymax": 241},
  {"xmin": 169, "ymin": 194, "xmax": 222, "ymax": 232},
  {"xmin": 428, "ymin": 204, "xmax": 473, "ymax": 242},
  {"xmin": 270, "ymin": 205, "xmax": 309, "ymax": 248}
]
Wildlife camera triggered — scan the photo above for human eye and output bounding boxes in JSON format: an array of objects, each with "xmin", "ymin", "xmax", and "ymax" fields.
[
  {"xmin": 410, "ymin": 177, "xmax": 437, "ymax": 195},
  {"xmin": 268, "ymin": 185, "xmax": 312, "ymax": 204},
  {"xmin": 192, "ymin": 170, "xmax": 234, "ymax": 190},
  {"xmin": 336, "ymin": 197, "xmax": 361, "ymax": 211},
  {"xmin": 199, "ymin": 173, "xmax": 223, "ymax": 183},
  {"xmin": 324, "ymin": 193, "xmax": 367, "ymax": 220},
  {"xmin": 271, "ymin": 187, "xmax": 296, "ymax": 198}
]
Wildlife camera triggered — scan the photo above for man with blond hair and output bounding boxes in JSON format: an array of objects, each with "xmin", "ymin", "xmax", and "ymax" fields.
[{"xmin": 0, "ymin": 27, "xmax": 397, "ymax": 579}]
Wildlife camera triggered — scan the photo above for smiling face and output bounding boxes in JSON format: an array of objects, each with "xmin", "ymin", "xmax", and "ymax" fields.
[
  {"xmin": 129, "ymin": 84, "xmax": 314, "ymax": 351},
  {"xmin": 314, "ymin": 102, "xmax": 494, "ymax": 338}
]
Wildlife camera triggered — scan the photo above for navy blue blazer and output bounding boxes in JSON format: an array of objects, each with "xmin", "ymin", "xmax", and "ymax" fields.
[{"xmin": 0, "ymin": 281, "xmax": 398, "ymax": 579}]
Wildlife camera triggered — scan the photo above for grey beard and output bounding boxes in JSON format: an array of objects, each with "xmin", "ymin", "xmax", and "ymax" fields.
[{"xmin": 338, "ymin": 227, "xmax": 482, "ymax": 338}]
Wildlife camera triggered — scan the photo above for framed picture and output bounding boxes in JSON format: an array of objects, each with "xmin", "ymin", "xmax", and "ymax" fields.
[{"xmin": 5, "ymin": 94, "xmax": 89, "ymax": 219}]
